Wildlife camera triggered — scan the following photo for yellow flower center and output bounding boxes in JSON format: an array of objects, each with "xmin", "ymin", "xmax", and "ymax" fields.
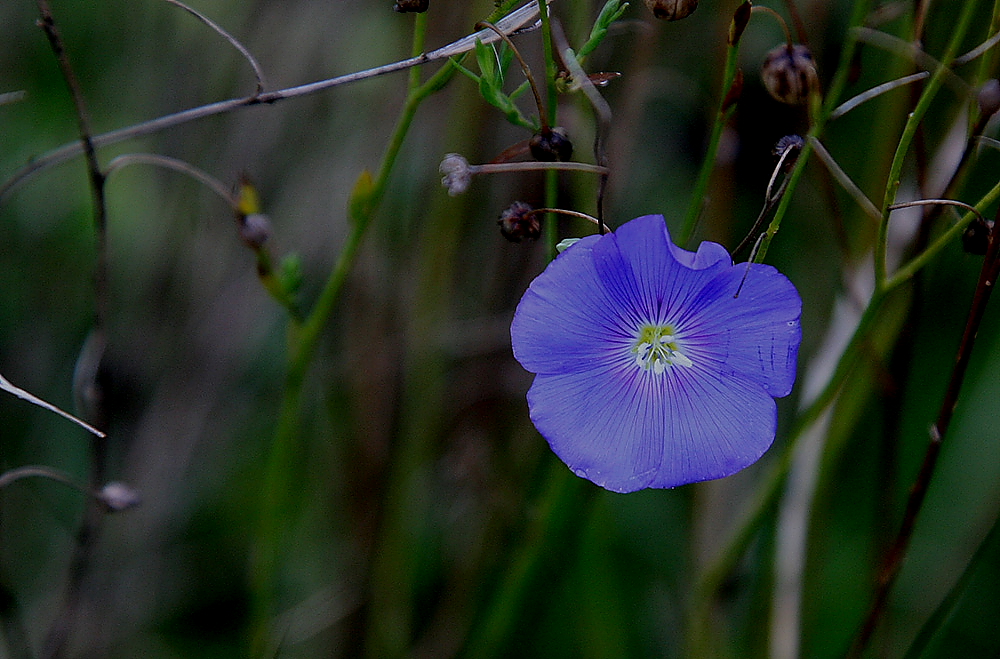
[{"xmin": 633, "ymin": 325, "xmax": 693, "ymax": 374}]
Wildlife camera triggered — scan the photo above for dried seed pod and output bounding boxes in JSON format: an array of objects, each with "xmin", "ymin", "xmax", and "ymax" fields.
[
  {"xmin": 962, "ymin": 218, "xmax": 992, "ymax": 255},
  {"xmin": 529, "ymin": 127, "xmax": 573, "ymax": 162},
  {"xmin": 761, "ymin": 44, "xmax": 819, "ymax": 105},
  {"xmin": 498, "ymin": 201, "xmax": 540, "ymax": 243},
  {"xmin": 977, "ymin": 79, "xmax": 1000, "ymax": 118},
  {"xmin": 645, "ymin": 0, "xmax": 699, "ymax": 21},
  {"xmin": 393, "ymin": 0, "xmax": 428, "ymax": 12}
]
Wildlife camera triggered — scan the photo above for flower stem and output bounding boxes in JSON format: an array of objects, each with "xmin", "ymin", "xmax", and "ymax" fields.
[
  {"xmin": 249, "ymin": 16, "xmax": 457, "ymax": 654},
  {"xmin": 678, "ymin": 21, "xmax": 742, "ymax": 247},
  {"xmin": 685, "ymin": 285, "xmax": 890, "ymax": 656},
  {"xmin": 874, "ymin": 0, "xmax": 980, "ymax": 287},
  {"xmin": 537, "ymin": 0, "xmax": 561, "ymax": 259},
  {"xmin": 686, "ymin": 0, "xmax": 880, "ymax": 651}
]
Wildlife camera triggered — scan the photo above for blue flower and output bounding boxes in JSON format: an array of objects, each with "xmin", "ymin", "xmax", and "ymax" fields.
[{"xmin": 510, "ymin": 215, "xmax": 802, "ymax": 493}]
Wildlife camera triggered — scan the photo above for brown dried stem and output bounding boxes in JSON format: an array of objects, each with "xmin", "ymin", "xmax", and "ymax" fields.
[{"xmin": 848, "ymin": 203, "xmax": 1000, "ymax": 657}]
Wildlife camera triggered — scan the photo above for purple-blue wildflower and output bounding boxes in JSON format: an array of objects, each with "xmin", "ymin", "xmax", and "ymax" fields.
[{"xmin": 511, "ymin": 215, "xmax": 802, "ymax": 493}]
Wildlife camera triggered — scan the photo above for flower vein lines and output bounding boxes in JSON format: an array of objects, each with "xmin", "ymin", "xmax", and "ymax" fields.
[{"xmin": 511, "ymin": 215, "xmax": 802, "ymax": 493}]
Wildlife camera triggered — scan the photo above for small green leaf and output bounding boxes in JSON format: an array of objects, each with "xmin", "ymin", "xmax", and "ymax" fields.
[
  {"xmin": 556, "ymin": 238, "xmax": 582, "ymax": 253},
  {"xmin": 578, "ymin": 1, "xmax": 630, "ymax": 61}
]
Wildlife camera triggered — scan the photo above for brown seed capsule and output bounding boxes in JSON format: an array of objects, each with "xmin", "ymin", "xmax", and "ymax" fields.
[
  {"xmin": 761, "ymin": 44, "xmax": 819, "ymax": 105},
  {"xmin": 393, "ymin": 0, "xmax": 428, "ymax": 12},
  {"xmin": 498, "ymin": 201, "xmax": 540, "ymax": 243},
  {"xmin": 962, "ymin": 218, "xmax": 992, "ymax": 255},
  {"xmin": 645, "ymin": 0, "xmax": 699, "ymax": 21},
  {"xmin": 977, "ymin": 79, "xmax": 1000, "ymax": 118},
  {"xmin": 529, "ymin": 127, "xmax": 573, "ymax": 162}
]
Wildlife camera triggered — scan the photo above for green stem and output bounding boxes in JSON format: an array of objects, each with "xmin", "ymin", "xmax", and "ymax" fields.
[
  {"xmin": 686, "ymin": 0, "xmax": 880, "ymax": 652},
  {"xmin": 538, "ymin": 0, "xmax": 561, "ymax": 258},
  {"xmin": 685, "ymin": 287, "xmax": 889, "ymax": 656},
  {"xmin": 249, "ymin": 16, "xmax": 456, "ymax": 654},
  {"xmin": 886, "ymin": 177, "xmax": 1000, "ymax": 290},
  {"xmin": 678, "ymin": 28, "xmax": 742, "ymax": 247},
  {"xmin": 754, "ymin": 0, "xmax": 876, "ymax": 264},
  {"xmin": 874, "ymin": 0, "xmax": 980, "ymax": 286}
]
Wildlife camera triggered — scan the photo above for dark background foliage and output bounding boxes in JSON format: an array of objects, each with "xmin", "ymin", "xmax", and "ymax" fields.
[{"xmin": 2, "ymin": 0, "xmax": 999, "ymax": 657}]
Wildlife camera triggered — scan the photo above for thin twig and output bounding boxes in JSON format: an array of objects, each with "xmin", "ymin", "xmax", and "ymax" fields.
[
  {"xmin": 888, "ymin": 198, "xmax": 985, "ymax": 224},
  {"xmin": 0, "ymin": 373, "xmax": 105, "ymax": 438},
  {"xmin": 551, "ymin": 20, "xmax": 612, "ymax": 232},
  {"xmin": 953, "ymin": 26, "xmax": 1000, "ymax": 66},
  {"xmin": 33, "ymin": 5, "xmax": 114, "ymax": 658},
  {"xmin": 0, "ymin": 466, "xmax": 89, "ymax": 494},
  {"xmin": 105, "ymin": 153, "xmax": 238, "ymax": 207},
  {"xmin": 0, "ymin": 1, "xmax": 547, "ymax": 202},
  {"xmin": 36, "ymin": 0, "xmax": 110, "ymax": 328},
  {"xmin": 809, "ymin": 136, "xmax": 881, "ymax": 222},
  {"xmin": 163, "ymin": 0, "xmax": 266, "ymax": 96},
  {"xmin": 851, "ymin": 27, "xmax": 972, "ymax": 98},
  {"xmin": 733, "ymin": 139, "xmax": 802, "ymax": 256},
  {"xmin": 529, "ymin": 207, "xmax": 602, "ymax": 226},
  {"xmin": 830, "ymin": 71, "xmax": 930, "ymax": 119},
  {"xmin": 476, "ymin": 20, "xmax": 549, "ymax": 130}
]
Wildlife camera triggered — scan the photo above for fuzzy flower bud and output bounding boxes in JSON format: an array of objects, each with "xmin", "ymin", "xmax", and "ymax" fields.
[
  {"xmin": 239, "ymin": 213, "xmax": 272, "ymax": 249},
  {"xmin": 97, "ymin": 482, "xmax": 142, "ymax": 512},
  {"xmin": 761, "ymin": 44, "xmax": 819, "ymax": 105},
  {"xmin": 439, "ymin": 153, "xmax": 472, "ymax": 196},
  {"xmin": 644, "ymin": 0, "xmax": 699, "ymax": 21},
  {"xmin": 498, "ymin": 201, "xmax": 540, "ymax": 243}
]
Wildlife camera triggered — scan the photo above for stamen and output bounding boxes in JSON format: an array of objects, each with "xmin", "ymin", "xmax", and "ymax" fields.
[{"xmin": 633, "ymin": 325, "xmax": 692, "ymax": 373}]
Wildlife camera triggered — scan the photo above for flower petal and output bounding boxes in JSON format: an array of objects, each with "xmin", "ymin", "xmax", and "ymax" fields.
[
  {"xmin": 678, "ymin": 263, "xmax": 802, "ymax": 397},
  {"xmin": 591, "ymin": 215, "xmax": 730, "ymax": 327},
  {"xmin": 510, "ymin": 214, "xmax": 802, "ymax": 492},
  {"xmin": 511, "ymin": 236, "xmax": 635, "ymax": 376},
  {"xmin": 527, "ymin": 360, "xmax": 778, "ymax": 492}
]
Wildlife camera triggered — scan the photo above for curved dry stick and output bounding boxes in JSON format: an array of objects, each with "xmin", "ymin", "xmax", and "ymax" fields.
[
  {"xmin": 0, "ymin": 0, "xmax": 548, "ymax": 203},
  {"xmin": 852, "ymin": 27, "xmax": 971, "ymax": 97},
  {"xmin": 106, "ymin": 153, "xmax": 238, "ymax": 207},
  {"xmin": 0, "ymin": 465, "xmax": 87, "ymax": 493},
  {"xmin": 954, "ymin": 27, "xmax": 1000, "ymax": 66},
  {"xmin": 551, "ymin": 20, "xmax": 611, "ymax": 231},
  {"xmin": 0, "ymin": 373, "xmax": 105, "ymax": 438},
  {"xmin": 830, "ymin": 71, "xmax": 930, "ymax": 120},
  {"xmin": 477, "ymin": 20, "xmax": 550, "ymax": 130},
  {"xmin": 163, "ymin": 0, "xmax": 266, "ymax": 96}
]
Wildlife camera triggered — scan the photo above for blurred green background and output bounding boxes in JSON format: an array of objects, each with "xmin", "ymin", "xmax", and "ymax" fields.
[{"xmin": 2, "ymin": 0, "xmax": 1000, "ymax": 657}]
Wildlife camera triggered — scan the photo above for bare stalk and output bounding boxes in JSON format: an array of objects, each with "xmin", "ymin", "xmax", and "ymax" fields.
[
  {"xmin": 163, "ymin": 0, "xmax": 267, "ymax": 96},
  {"xmin": 1, "ymin": 1, "xmax": 548, "ymax": 202}
]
